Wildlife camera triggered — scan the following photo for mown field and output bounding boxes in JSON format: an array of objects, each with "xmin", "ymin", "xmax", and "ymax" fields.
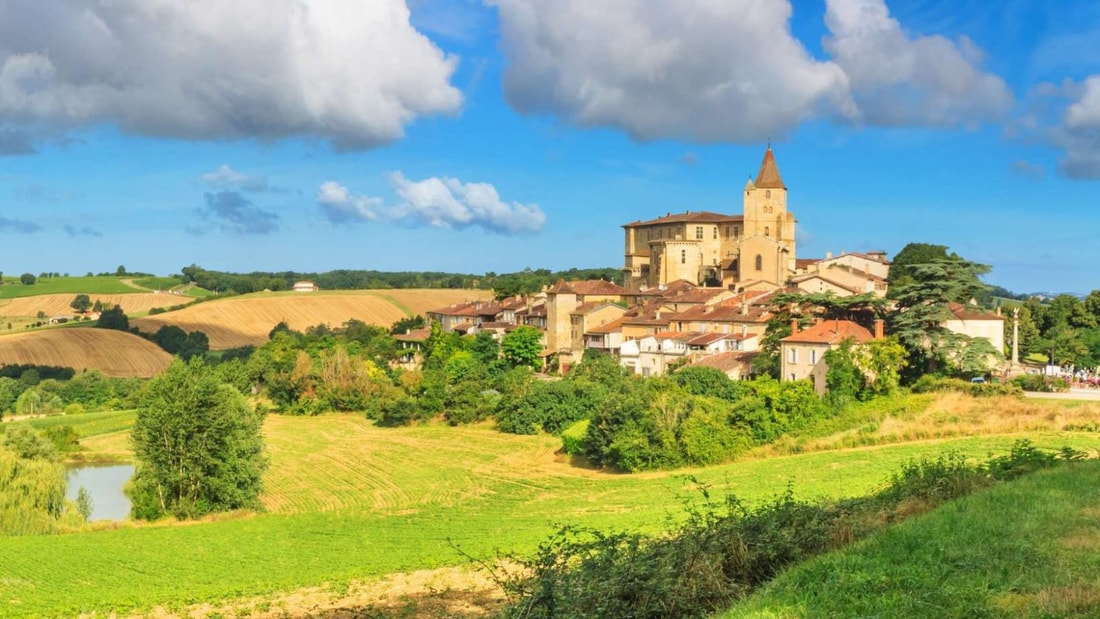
[
  {"xmin": 0, "ymin": 276, "xmax": 141, "ymax": 299},
  {"xmin": 0, "ymin": 329, "xmax": 172, "ymax": 378},
  {"xmin": 131, "ymin": 289, "xmax": 493, "ymax": 349},
  {"xmin": 0, "ymin": 292, "xmax": 191, "ymax": 319},
  {"xmin": 725, "ymin": 460, "xmax": 1100, "ymax": 618},
  {"xmin": 0, "ymin": 402, "xmax": 1097, "ymax": 616}
]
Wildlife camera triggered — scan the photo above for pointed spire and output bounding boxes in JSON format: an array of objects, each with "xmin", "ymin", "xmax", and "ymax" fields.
[{"xmin": 753, "ymin": 146, "xmax": 786, "ymax": 189}]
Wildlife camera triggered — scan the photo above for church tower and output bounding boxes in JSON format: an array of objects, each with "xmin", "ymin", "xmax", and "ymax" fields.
[{"xmin": 738, "ymin": 147, "xmax": 797, "ymax": 285}]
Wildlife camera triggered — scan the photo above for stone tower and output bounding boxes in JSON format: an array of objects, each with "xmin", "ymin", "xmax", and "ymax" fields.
[{"xmin": 738, "ymin": 147, "xmax": 797, "ymax": 285}]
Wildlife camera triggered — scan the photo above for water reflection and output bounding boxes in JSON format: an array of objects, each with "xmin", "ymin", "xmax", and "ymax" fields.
[{"xmin": 66, "ymin": 464, "xmax": 134, "ymax": 521}]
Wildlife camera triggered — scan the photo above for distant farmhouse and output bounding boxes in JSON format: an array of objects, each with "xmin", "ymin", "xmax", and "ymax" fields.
[{"xmin": 292, "ymin": 281, "xmax": 319, "ymax": 292}]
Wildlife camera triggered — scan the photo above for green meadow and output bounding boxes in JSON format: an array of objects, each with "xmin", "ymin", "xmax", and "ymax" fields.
[
  {"xmin": 0, "ymin": 408, "xmax": 1097, "ymax": 616},
  {"xmin": 724, "ymin": 460, "xmax": 1100, "ymax": 618},
  {"xmin": 0, "ymin": 276, "xmax": 143, "ymax": 298}
]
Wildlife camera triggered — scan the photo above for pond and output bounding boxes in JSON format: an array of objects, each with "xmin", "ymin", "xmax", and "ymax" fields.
[{"xmin": 66, "ymin": 464, "xmax": 134, "ymax": 521}]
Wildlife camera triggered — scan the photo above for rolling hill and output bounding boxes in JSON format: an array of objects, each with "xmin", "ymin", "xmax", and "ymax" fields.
[
  {"xmin": 0, "ymin": 293, "xmax": 191, "ymax": 319},
  {"xmin": 131, "ymin": 289, "xmax": 493, "ymax": 349},
  {"xmin": 0, "ymin": 328, "xmax": 172, "ymax": 377}
]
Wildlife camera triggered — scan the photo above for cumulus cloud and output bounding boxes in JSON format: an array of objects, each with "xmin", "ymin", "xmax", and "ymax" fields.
[
  {"xmin": 823, "ymin": 0, "xmax": 1013, "ymax": 128},
  {"xmin": 63, "ymin": 224, "xmax": 103, "ymax": 238},
  {"xmin": 1057, "ymin": 76, "xmax": 1100, "ymax": 179},
  {"xmin": 316, "ymin": 174, "xmax": 546, "ymax": 234},
  {"xmin": 488, "ymin": 0, "xmax": 1013, "ymax": 141},
  {"xmin": 0, "ymin": 0, "xmax": 462, "ymax": 149},
  {"xmin": 0, "ymin": 215, "xmax": 41, "ymax": 234},
  {"xmin": 198, "ymin": 191, "xmax": 279, "ymax": 235},
  {"xmin": 202, "ymin": 165, "xmax": 271, "ymax": 193},
  {"xmin": 488, "ymin": 0, "xmax": 854, "ymax": 143}
]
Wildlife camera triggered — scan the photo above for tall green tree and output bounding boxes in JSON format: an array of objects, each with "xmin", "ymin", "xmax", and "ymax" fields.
[
  {"xmin": 502, "ymin": 326, "xmax": 543, "ymax": 369},
  {"xmin": 888, "ymin": 257, "xmax": 991, "ymax": 375},
  {"xmin": 886, "ymin": 243, "xmax": 954, "ymax": 297},
  {"xmin": 70, "ymin": 294, "xmax": 92, "ymax": 313},
  {"xmin": 95, "ymin": 305, "xmax": 130, "ymax": 331},
  {"xmin": 128, "ymin": 360, "xmax": 267, "ymax": 520}
]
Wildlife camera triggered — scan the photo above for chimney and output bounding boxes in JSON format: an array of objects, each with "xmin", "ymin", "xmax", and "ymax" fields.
[
  {"xmin": 790, "ymin": 319, "xmax": 799, "ymax": 334},
  {"xmin": 825, "ymin": 251, "xmax": 833, "ymax": 259},
  {"xmin": 874, "ymin": 319, "xmax": 884, "ymax": 339},
  {"xmin": 741, "ymin": 299, "xmax": 748, "ymax": 315}
]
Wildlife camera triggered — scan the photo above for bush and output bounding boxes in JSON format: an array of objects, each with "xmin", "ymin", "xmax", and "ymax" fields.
[
  {"xmin": 560, "ymin": 419, "xmax": 589, "ymax": 455},
  {"xmin": 1011, "ymin": 373, "xmax": 1069, "ymax": 393},
  {"xmin": 910, "ymin": 375, "xmax": 1022, "ymax": 397}
]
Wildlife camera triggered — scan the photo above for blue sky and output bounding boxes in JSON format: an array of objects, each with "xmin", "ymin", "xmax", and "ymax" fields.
[{"xmin": 0, "ymin": 0, "xmax": 1098, "ymax": 293}]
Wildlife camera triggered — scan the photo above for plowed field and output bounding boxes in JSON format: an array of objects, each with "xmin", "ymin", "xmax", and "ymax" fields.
[
  {"xmin": 0, "ymin": 293, "xmax": 190, "ymax": 318},
  {"xmin": 0, "ymin": 328, "xmax": 172, "ymax": 377},
  {"xmin": 131, "ymin": 289, "xmax": 492, "ymax": 349}
]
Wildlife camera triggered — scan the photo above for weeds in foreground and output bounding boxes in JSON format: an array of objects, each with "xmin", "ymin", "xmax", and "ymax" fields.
[{"xmin": 491, "ymin": 440, "xmax": 1085, "ymax": 619}]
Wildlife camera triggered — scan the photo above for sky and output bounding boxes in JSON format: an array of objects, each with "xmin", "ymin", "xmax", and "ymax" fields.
[{"xmin": 0, "ymin": 0, "xmax": 1098, "ymax": 294}]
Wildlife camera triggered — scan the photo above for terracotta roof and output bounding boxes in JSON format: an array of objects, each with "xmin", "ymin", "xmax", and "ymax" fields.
[
  {"xmin": 795, "ymin": 258, "xmax": 822, "ymax": 270},
  {"xmin": 427, "ymin": 300, "xmax": 501, "ymax": 317},
  {"xmin": 790, "ymin": 273, "xmax": 864, "ymax": 295},
  {"xmin": 393, "ymin": 327, "xmax": 432, "ymax": 342},
  {"xmin": 688, "ymin": 351, "xmax": 759, "ymax": 373},
  {"xmin": 664, "ymin": 287, "xmax": 731, "ymax": 304},
  {"xmin": 948, "ymin": 303, "xmax": 1003, "ymax": 321},
  {"xmin": 571, "ymin": 301, "xmax": 625, "ymax": 316},
  {"xmin": 479, "ymin": 321, "xmax": 512, "ymax": 329},
  {"xmin": 452, "ymin": 322, "xmax": 477, "ymax": 332},
  {"xmin": 623, "ymin": 211, "xmax": 743, "ymax": 228},
  {"xmin": 666, "ymin": 293, "xmax": 774, "ymax": 324},
  {"xmin": 754, "ymin": 147, "xmax": 786, "ymax": 189},
  {"xmin": 546, "ymin": 279, "xmax": 633, "ymax": 296},
  {"xmin": 586, "ymin": 316, "xmax": 627, "ymax": 334},
  {"xmin": 781, "ymin": 320, "xmax": 873, "ymax": 345}
]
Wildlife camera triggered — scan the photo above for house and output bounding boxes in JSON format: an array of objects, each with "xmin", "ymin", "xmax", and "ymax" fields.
[
  {"xmin": 393, "ymin": 327, "xmax": 432, "ymax": 366},
  {"xmin": 544, "ymin": 279, "xmax": 634, "ymax": 368},
  {"xmin": 620, "ymin": 331, "xmax": 757, "ymax": 377},
  {"xmin": 685, "ymin": 351, "xmax": 759, "ymax": 380},
  {"xmin": 780, "ymin": 319, "xmax": 879, "ymax": 394},
  {"xmin": 292, "ymin": 281, "xmax": 319, "ymax": 292}
]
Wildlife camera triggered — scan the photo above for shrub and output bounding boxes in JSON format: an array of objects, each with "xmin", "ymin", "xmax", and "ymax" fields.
[
  {"xmin": 1011, "ymin": 373, "xmax": 1069, "ymax": 393},
  {"xmin": 910, "ymin": 375, "xmax": 1022, "ymax": 397},
  {"xmin": 560, "ymin": 419, "xmax": 589, "ymax": 455}
]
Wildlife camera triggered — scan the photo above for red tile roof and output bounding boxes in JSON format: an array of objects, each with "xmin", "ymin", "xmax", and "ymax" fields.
[
  {"xmin": 948, "ymin": 303, "xmax": 1003, "ymax": 321},
  {"xmin": 623, "ymin": 211, "xmax": 743, "ymax": 228},
  {"xmin": 586, "ymin": 316, "xmax": 627, "ymax": 334},
  {"xmin": 754, "ymin": 147, "xmax": 786, "ymax": 189},
  {"xmin": 393, "ymin": 327, "xmax": 432, "ymax": 342},
  {"xmin": 546, "ymin": 279, "xmax": 634, "ymax": 296},
  {"xmin": 781, "ymin": 320, "xmax": 873, "ymax": 345},
  {"xmin": 688, "ymin": 351, "xmax": 759, "ymax": 373}
]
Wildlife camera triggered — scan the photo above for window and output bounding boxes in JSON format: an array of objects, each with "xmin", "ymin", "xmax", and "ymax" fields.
[
  {"xmin": 765, "ymin": 226, "xmax": 771, "ymax": 236},
  {"xmin": 755, "ymin": 254, "xmax": 763, "ymax": 271},
  {"xmin": 713, "ymin": 227, "xmax": 718, "ymax": 239},
  {"xmin": 787, "ymin": 348, "xmax": 798, "ymax": 363},
  {"xmin": 681, "ymin": 249, "xmax": 687, "ymax": 264},
  {"xmin": 810, "ymin": 349, "xmax": 818, "ymax": 364},
  {"xmin": 734, "ymin": 226, "xmax": 740, "ymax": 237},
  {"xmin": 766, "ymin": 189, "xmax": 771, "ymax": 199},
  {"xmin": 725, "ymin": 226, "xmax": 730, "ymax": 236},
  {"xmin": 695, "ymin": 226, "xmax": 703, "ymax": 239}
]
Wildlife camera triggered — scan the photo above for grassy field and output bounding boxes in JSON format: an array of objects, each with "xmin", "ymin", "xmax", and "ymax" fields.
[
  {"xmin": 0, "ymin": 407, "xmax": 1097, "ymax": 616},
  {"xmin": 0, "ymin": 276, "xmax": 141, "ymax": 299},
  {"xmin": 724, "ymin": 460, "xmax": 1100, "ymax": 618},
  {"xmin": 0, "ymin": 328, "xmax": 172, "ymax": 377},
  {"xmin": 131, "ymin": 289, "xmax": 493, "ymax": 349}
]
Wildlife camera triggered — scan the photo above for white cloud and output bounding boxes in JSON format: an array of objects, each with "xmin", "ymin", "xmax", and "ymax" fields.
[
  {"xmin": 316, "ymin": 175, "xmax": 546, "ymax": 234},
  {"xmin": 317, "ymin": 181, "xmax": 386, "ymax": 223},
  {"xmin": 822, "ymin": 0, "xmax": 1013, "ymax": 127},
  {"xmin": 0, "ymin": 0, "xmax": 461, "ymax": 149},
  {"xmin": 1057, "ymin": 76, "xmax": 1100, "ymax": 179},
  {"xmin": 488, "ymin": 0, "xmax": 855, "ymax": 143},
  {"xmin": 201, "ymin": 165, "xmax": 270, "ymax": 192},
  {"xmin": 488, "ymin": 0, "xmax": 1014, "ymax": 141}
]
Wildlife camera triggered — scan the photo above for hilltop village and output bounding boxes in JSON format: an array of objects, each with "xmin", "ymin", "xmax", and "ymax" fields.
[{"xmin": 422, "ymin": 148, "xmax": 1006, "ymax": 392}]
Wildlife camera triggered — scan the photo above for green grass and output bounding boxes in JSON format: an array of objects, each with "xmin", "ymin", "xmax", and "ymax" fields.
[
  {"xmin": 722, "ymin": 460, "xmax": 1100, "ymax": 618},
  {"xmin": 10, "ymin": 410, "xmax": 136, "ymax": 439},
  {"xmin": 131, "ymin": 277, "xmax": 184, "ymax": 291},
  {"xmin": 0, "ymin": 276, "xmax": 139, "ymax": 298},
  {"xmin": 0, "ymin": 412, "xmax": 1096, "ymax": 616}
]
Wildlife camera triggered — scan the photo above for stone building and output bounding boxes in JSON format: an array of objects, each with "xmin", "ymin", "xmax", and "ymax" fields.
[{"xmin": 622, "ymin": 147, "xmax": 797, "ymax": 291}]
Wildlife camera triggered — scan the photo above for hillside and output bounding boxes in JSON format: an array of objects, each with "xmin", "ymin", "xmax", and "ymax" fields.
[
  {"xmin": 131, "ymin": 289, "xmax": 493, "ymax": 349},
  {"xmin": 0, "ymin": 293, "xmax": 191, "ymax": 319},
  {"xmin": 0, "ymin": 328, "xmax": 172, "ymax": 377},
  {"xmin": 0, "ymin": 408, "xmax": 1096, "ymax": 616},
  {"xmin": 724, "ymin": 460, "xmax": 1100, "ymax": 618},
  {"xmin": 0, "ymin": 276, "xmax": 141, "ymax": 299}
]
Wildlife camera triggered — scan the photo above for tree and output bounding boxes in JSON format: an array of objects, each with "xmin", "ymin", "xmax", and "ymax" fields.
[
  {"xmin": 20, "ymin": 273, "xmax": 35, "ymax": 285},
  {"xmin": 886, "ymin": 243, "xmax": 954, "ymax": 297},
  {"xmin": 178, "ymin": 331, "xmax": 210, "ymax": 361},
  {"xmin": 153, "ymin": 325, "xmax": 188, "ymax": 354},
  {"xmin": 470, "ymin": 331, "xmax": 501, "ymax": 366},
  {"xmin": 95, "ymin": 305, "xmax": 129, "ymax": 331},
  {"xmin": 70, "ymin": 294, "xmax": 92, "ymax": 313},
  {"xmin": 92, "ymin": 299, "xmax": 104, "ymax": 313},
  {"xmin": 502, "ymin": 326, "xmax": 544, "ymax": 369},
  {"xmin": 888, "ymin": 257, "xmax": 991, "ymax": 375},
  {"xmin": 116, "ymin": 265, "xmax": 127, "ymax": 276},
  {"xmin": 128, "ymin": 360, "xmax": 267, "ymax": 520}
]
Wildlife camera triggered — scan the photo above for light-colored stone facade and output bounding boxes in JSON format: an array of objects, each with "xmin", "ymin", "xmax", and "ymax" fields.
[{"xmin": 623, "ymin": 147, "xmax": 796, "ymax": 291}]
